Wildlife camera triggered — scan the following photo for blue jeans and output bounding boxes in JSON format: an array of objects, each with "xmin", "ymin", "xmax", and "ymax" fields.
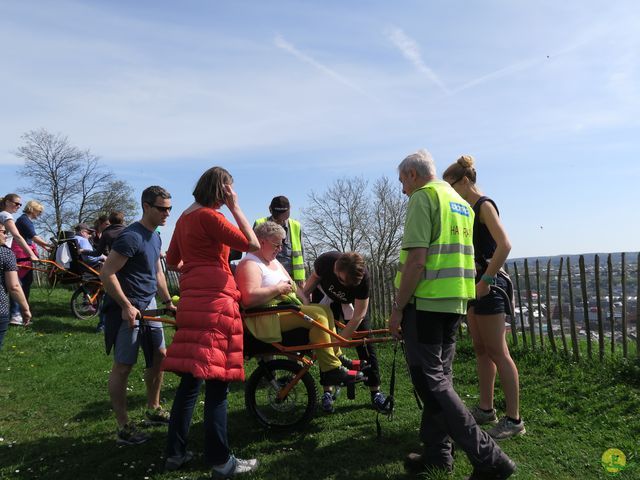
[
  {"xmin": 166, "ymin": 373, "xmax": 230, "ymax": 466},
  {"xmin": 0, "ymin": 315, "xmax": 9, "ymax": 350},
  {"xmin": 10, "ymin": 270, "xmax": 33, "ymax": 317}
]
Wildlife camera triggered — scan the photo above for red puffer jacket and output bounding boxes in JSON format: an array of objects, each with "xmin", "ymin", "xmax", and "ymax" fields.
[{"xmin": 162, "ymin": 265, "xmax": 245, "ymax": 382}]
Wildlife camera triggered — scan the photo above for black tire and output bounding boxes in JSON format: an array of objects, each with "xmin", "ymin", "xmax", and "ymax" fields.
[
  {"xmin": 70, "ymin": 284, "xmax": 102, "ymax": 320},
  {"xmin": 245, "ymin": 359, "xmax": 317, "ymax": 430}
]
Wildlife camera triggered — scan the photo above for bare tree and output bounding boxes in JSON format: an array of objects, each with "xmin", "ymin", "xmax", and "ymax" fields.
[
  {"xmin": 362, "ymin": 176, "xmax": 407, "ymax": 267},
  {"xmin": 302, "ymin": 175, "xmax": 406, "ymax": 267},
  {"xmin": 16, "ymin": 128, "xmax": 138, "ymax": 237},
  {"xmin": 302, "ymin": 177, "xmax": 369, "ymax": 256}
]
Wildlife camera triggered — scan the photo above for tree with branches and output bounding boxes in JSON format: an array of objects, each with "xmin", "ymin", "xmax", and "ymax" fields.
[
  {"xmin": 302, "ymin": 176, "xmax": 406, "ymax": 267},
  {"xmin": 16, "ymin": 128, "xmax": 137, "ymax": 237}
]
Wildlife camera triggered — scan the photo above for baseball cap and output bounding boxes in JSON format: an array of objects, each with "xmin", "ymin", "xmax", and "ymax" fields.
[
  {"xmin": 269, "ymin": 196, "xmax": 290, "ymax": 213},
  {"xmin": 75, "ymin": 223, "xmax": 94, "ymax": 233}
]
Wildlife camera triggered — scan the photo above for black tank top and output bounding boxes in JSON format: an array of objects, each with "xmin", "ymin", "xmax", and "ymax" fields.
[{"xmin": 472, "ymin": 196, "xmax": 499, "ymax": 265}]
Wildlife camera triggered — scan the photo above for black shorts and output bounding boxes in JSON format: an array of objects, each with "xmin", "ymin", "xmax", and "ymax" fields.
[{"xmin": 468, "ymin": 271, "xmax": 511, "ymax": 316}]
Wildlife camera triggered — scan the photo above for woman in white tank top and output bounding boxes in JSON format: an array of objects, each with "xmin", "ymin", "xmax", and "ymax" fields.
[{"xmin": 235, "ymin": 221, "xmax": 362, "ymax": 390}]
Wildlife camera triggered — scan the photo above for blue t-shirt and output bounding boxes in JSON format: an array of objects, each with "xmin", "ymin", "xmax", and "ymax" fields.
[
  {"xmin": 111, "ymin": 222, "xmax": 161, "ymax": 309},
  {"xmin": 15, "ymin": 215, "xmax": 36, "ymax": 245}
]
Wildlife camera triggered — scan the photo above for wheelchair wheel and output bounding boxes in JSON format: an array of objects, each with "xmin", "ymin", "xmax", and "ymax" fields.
[
  {"xmin": 245, "ymin": 359, "xmax": 317, "ymax": 430},
  {"xmin": 70, "ymin": 284, "xmax": 102, "ymax": 320}
]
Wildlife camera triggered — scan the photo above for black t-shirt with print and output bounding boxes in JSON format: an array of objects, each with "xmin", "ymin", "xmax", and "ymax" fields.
[{"xmin": 313, "ymin": 251, "xmax": 369, "ymax": 304}]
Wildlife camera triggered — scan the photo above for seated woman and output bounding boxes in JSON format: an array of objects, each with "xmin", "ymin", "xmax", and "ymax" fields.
[{"xmin": 235, "ymin": 221, "xmax": 360, "ymax": 387}]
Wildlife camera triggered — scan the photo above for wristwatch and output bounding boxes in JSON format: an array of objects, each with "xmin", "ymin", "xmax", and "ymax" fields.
[
  {"xmin": 392, "ymin": 300, "xmax": 403, "ymax": 311},
  {"xmin": 162, "ymin": 298, "xmax": 173, "ymax": 305}
]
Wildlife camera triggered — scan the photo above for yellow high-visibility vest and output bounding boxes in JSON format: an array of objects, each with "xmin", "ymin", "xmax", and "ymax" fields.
[{"xmin": 394, "ymin": 181, "xmax": 475, "ymax": 300}]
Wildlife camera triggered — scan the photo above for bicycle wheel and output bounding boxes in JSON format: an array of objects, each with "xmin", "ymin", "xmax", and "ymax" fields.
[
  {"xmin": 245, "ymin": 359, "xmax": 317, "ymax": 430},
  {"xmin": 70, "ymin": 284, "xmax": 102, "ymax": 320}
]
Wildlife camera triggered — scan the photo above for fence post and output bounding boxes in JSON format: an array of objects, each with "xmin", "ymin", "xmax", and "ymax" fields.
[
  {"xmin": 557, "ymin": 257, "xmax": 569, "ymax": 356},
  {"xmin": 535, "ymin": 259, "xmax": 544, "ymax": 348},
  {"xmin": 513, "ymin": 261, "xmax": 527, "ymax": 348},
  {"xmin": 504, "ymin": 263, "xmax": 518, "ymax": 346},
  {"xmin": 607, "ymin": 254, "xmax": 615, "ymax": 354},
  {"xmin": 567, "ymin": 257, "xmax": 580, "ymax": 361},
  {"xmin": 621, "ymin": 252, "xmax": 627, "ymax": 358},
  {"xmin": 524, "ymin": 259, "xmax": 536, "ymax": 349},
  {"xmin": 545, "ymin": 259, "xmax": 556, "ymax": 352},
  {"xmin": 636, "ymin": 252, "xmax": 640, "ymax": 359},
  {"xmin": 594, "ymin": 254, "xmax": 605, "ymax": 361},
  {"xmin": 579, "ymin": 255, "xmax": 592, "ymax": 360}
]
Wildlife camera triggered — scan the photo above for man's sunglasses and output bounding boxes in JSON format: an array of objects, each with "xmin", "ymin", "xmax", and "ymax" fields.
[{"xmin": 150, "ymin": 204, "xmax": 172, "ymax": 213}]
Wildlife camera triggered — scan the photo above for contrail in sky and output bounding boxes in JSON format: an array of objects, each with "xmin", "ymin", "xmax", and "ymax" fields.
[
  {"xmin": 386, "ymin": 26, "xmax": 450, "ymax": 94},
  {"xmin": 274, "ymin": 33, "xmax": 369, "ymax": 97}
]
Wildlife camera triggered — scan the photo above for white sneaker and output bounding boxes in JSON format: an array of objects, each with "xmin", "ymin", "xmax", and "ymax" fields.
[
  {"xmin": 9, "ymin": 314, "xmax": 23, "ymax": 326},
  {"xmin": 211, "ymin": 455, "xmax": 259, "ymax": 478}
]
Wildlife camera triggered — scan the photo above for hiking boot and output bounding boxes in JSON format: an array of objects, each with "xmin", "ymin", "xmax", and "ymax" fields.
[
  {"xmin": 211, "ymin": 455, "xmax": 259, "ymax": 479},
  {"xmin": 467, "ymin": 455, "xmax": 516, "ymax": 479},
  {"xmin": 471, "ymin": 406, "xmax": 498, "ymax": 426},
  {"xmin": 488, "ymin": 417, "xmax": 526, "ymax": 440},
  {"xmin": 320, "ymin": 366, "xmax": 363, "ymax": 386},
  {"xmin": 404, "ymin": 452, "xmax": 453, "ymax": 475},
  {"xmin": 144, "ymin": 406, "xmax": 170, "ymax": 426},
  {"xmin": 116, "ymin": 422, "xmax": 150, "ymax": 445},
  {"xmin": 321, "ymin": 391, "xmax": 335, "ymax": 413},
  {"xmin": 371, "ymin": 391, "xmax": 392, "ymax": 413},
  {"xmin": 338, "ymin": 354, "xmax": 364, "ymax": 370},
  {"xmin": 164, "ymin": 450, "xmax": 194, "ymax": 472}
]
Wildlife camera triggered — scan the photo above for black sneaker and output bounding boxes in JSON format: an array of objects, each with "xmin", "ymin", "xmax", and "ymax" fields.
[
  {"xmin": 320, "ymin": 366, "xmax": 363, "ymax": 386},
  {"xmin": 116, "ymin": 422, "xmax": 150, "ymax": 446},
  {"xmin": 404, "ymin": 452, "xmax": 453, "ymax": 475},
  {"xmin": 338, "ymin": 355, "xmax": 365, "ymax": 370},
  {"xmin": 371, "ymin": 391, "xmax": 393, "ymax": 413},
  {"xmin": 467, "ymin": 456, "xmax": 516, "ymax": 480}
]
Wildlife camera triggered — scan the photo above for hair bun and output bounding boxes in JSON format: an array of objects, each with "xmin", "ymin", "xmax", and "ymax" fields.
[{"xmin": 457, "ymin": 155, "xmax": 475, "ymax": 169}]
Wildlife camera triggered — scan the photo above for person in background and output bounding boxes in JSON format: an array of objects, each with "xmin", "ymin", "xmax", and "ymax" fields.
[
  {"xmin": 162, "ymin": 167, "xmax": 260, "ymax": 477},
  {"xmin": 390, "ymin": 149, "xmax": 515, "ymax": 479},
  {"xmin": 9, "ymin": 200, "xmax": 51, "ymax": 326},
  {"xmin": 0, "ymin": 224, "xmax": 31, "ymax": 348},
  {"xmin": 91, "ymin": 214, "xmax": 110, "ymax": 248},
  {"xmin": 95, "ymin": 211, "xmax": 126, "ymax": 257},
  {"xmin": 443, "ymin": 155, "xmax": 524, "ymax": 440},
  {"xmin": 1, "ymin": 194, "xmax": 38, "ymax": 326},
  {"xmin": 254, "ymin": 196, "xmax": 305, "ymax": 287},
  {"xmin": 304, "ymin": 251, "xmax": 391, "ymax": 413},
  {"xmin": 100, "ymin": 186, "xmax": 176, "ymax": 446},
  {"xmin": 74, "ymin": 223, "xmax": 106, "ymax": 268}
]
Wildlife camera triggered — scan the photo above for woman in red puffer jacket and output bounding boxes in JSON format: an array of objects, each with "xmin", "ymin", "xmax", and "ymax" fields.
[{"xmin": 162, "ymin": 167, "xmax": 260, "ymax": 478}]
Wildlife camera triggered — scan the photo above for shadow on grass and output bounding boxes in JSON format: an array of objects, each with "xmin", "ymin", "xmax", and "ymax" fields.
[{"xmin": 30, "ymin": 317, "xmax": 97, "ymax": 334}]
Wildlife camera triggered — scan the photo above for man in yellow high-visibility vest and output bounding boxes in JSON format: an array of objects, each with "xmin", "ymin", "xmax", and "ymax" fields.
[
  {"xmin": 254, "ymin": 196, "xmax": 305, "ymax": 287},
  {"xmin": 389, "ymin": 149, "xmax": 516, "ymax": 479}
]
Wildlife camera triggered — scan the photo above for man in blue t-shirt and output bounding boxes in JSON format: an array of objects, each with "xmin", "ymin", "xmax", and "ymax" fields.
[{"xmin": 99, "ymin": 186, "xmax": 177, "ymax": 446}]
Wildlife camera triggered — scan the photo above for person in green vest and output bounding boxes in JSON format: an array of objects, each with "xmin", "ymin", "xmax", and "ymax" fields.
[
  {"xmin": 254, "ymin": 196, "xmax": 305, "ymax": 287},
  {"xmin": 390, "ymin": 149, "xmax": 516, "ymax": 479}
]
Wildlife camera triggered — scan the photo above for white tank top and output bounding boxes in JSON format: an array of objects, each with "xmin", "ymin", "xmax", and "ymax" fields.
[{"xmin": 244, "ymin": 252, "xmax": 289, "ymax": 287}]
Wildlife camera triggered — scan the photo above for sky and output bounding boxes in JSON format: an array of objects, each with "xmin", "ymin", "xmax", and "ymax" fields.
[{"xmin": 1, "ymin": 0, "xmax": 639, "ymax": 259}]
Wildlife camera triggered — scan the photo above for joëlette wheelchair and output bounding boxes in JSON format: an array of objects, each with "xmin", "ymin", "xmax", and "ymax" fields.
[
  {"xmin": 241, "ymin": 304, "xmax": 393, "ymax": 430},
  {"xmin": 18, "ymin": 236, "xmax": 104, "ymax": 320}
]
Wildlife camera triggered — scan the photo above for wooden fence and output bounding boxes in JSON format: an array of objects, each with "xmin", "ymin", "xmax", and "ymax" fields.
[{"xmin": 505, "ymin": 253, "xmax": 639, "ymax": 361}]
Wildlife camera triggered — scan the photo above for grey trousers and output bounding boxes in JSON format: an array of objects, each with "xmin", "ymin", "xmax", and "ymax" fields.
[{"xmin": 402, "ymin": 304, "xmax": 505, "ymax": 468}]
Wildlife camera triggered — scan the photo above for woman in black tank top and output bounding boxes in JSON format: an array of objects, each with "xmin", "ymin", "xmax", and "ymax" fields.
[{"xmin": 443, "ymin": 155, "xmax": 525, "ymax": 440}]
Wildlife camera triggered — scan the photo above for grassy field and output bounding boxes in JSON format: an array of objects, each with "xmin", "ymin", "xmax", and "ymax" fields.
[{"xmin": 1, "ymin": 288, "xmax": 639, "ymax": 479}]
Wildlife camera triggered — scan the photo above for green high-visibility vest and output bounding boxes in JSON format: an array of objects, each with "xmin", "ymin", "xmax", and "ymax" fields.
[
  {"xmin": 255, "ymin": 217, "xmax": 306, "ymax": 281},
  {"xmin": 394, "ymin": 181, "xmax": 476, "ymax": 301}
]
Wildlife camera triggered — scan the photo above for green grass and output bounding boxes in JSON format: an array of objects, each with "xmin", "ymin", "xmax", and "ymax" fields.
[{"xmin": 1, "ymin": 288, "xmax": 639, "ymax": 479}]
